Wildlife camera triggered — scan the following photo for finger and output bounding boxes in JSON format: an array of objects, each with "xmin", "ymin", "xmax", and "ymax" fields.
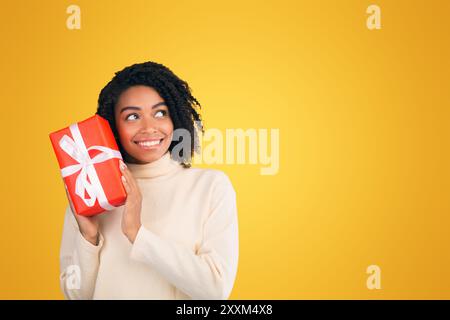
[
  {"xmin": 120, "ymin": 161, "xmax": 138, "ymax": 192},
  {"xmin": 121, "ymin": 174, "xmax": 131, "ymax": 194},
  {"xmin": 122, "ymin": 169, "xmax": 137, "ymax": 195}
]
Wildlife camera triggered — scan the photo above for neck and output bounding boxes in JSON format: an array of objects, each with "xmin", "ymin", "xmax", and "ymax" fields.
[{"xmin": 125, "ymin": 152, "xmax": 181, "ymax": 179}]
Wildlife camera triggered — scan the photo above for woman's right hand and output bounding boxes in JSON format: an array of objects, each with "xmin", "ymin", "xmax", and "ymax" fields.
[{"xmin": 65, "ymin": 186, "xmax": 100, "ymax": 246}]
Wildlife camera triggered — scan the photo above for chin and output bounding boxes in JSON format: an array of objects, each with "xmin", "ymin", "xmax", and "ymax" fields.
[{"xmin": 126, "ymin": 146, "xmax": 170, "ymax": 164}]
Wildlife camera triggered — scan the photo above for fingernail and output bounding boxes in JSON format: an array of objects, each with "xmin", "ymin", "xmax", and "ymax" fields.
[
  {"xmin": 121, "ymin": 175, "xmax": 126, "ymax": 182},
  {"xmin": 120, "ymin": 160, "xmax": 126, "ymax": 171}
]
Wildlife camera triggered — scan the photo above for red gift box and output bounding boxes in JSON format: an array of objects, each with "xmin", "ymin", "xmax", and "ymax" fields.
[{"xmin": 49, "ymin": 114, "xmax": 126, "ymax": 216}]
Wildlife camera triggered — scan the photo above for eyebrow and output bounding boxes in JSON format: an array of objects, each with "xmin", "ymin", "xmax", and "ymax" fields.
[{"xmin": 119, "ymin": 101, "xmax": 167, "ymax": 114}]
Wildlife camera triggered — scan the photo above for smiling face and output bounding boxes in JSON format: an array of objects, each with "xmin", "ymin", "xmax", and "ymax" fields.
[{"xmin": 114, "ymin": 85, "xmax": 174, "ymax": 164}]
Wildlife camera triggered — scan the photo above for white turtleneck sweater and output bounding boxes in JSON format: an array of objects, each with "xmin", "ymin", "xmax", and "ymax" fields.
[{"xmin": 59, "ymin": 152, "xmax": 239, "ymax": 300}]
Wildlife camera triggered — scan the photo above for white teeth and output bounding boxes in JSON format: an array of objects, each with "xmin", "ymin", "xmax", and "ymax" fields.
[{"xmin": 137, "ymin": 140, "xmax": 161, "ymax": 147}]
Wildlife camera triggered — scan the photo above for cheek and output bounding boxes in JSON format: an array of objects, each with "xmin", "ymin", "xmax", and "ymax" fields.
[
  {"xmin": 162, "ymin": 119, "xmax": 174, "ymax": 137},
  {"xmin": 116, "ymin": 123, "xmax": 133, "ymax": 142}
]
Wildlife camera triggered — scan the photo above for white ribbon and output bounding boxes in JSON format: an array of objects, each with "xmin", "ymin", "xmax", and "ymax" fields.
[{"xmin": 59, "ymin": 123, "xmax": 123, "ymax": 211}]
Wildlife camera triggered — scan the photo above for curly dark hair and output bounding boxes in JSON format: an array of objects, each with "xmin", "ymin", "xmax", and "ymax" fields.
[{"xmin": 96, "ymin": 61, "xmax": 203, "ymax": 167}]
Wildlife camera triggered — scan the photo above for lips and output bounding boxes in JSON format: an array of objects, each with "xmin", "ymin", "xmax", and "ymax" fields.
[{"xmin": 134, "ymin": 138, "xmax": 164, "ymax": 149}]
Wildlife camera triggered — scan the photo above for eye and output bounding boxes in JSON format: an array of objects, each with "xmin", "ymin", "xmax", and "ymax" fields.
[
  {"xmin": 125, "ymin": 113, "xmax": 139, "ymax": 121},
  {"xmin": 155, "ymin": 110, "xmax": 168, "ymax": 118}
]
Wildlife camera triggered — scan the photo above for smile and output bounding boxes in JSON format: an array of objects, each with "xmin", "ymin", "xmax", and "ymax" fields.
[{"xmin": 134, "ymin": 138, "xmax": 163, "ymax": 149}]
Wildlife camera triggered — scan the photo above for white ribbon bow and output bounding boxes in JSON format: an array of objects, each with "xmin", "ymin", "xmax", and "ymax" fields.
[{"xmin": 59, "ymin": 123, "xmax": 123, "ymax": 211}]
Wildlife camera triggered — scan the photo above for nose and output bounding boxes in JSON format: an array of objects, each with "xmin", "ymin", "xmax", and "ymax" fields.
[{"xmin": 139, "ymin": 114, "xmax": 158, "ymax": 134}]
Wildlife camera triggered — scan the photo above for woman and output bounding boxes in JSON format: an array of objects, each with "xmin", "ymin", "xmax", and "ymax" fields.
[{"xmin": 59, "ymin": 61, "xmax": 239, "ymax": 300}]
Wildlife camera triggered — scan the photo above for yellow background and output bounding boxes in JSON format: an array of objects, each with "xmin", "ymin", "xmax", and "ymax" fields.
[{"xmin": 0, "ymin": 0, "xmax": 449, "ymax": 299}]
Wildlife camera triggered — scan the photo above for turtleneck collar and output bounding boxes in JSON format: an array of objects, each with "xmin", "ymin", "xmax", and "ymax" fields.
[{"xmin": 125, "ymin": 152, "xmax": 181, "ymax": 179}]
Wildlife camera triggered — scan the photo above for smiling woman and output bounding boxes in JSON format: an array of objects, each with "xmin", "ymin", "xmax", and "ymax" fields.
[{"xmin": 58, "ymin": 61, "xmax": 239, "ymax": 300}]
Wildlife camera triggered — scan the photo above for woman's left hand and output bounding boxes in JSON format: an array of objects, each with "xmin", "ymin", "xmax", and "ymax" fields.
[{"xmin": 119, "ymin": 159, "xmax": 142, "ymax": 243}]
